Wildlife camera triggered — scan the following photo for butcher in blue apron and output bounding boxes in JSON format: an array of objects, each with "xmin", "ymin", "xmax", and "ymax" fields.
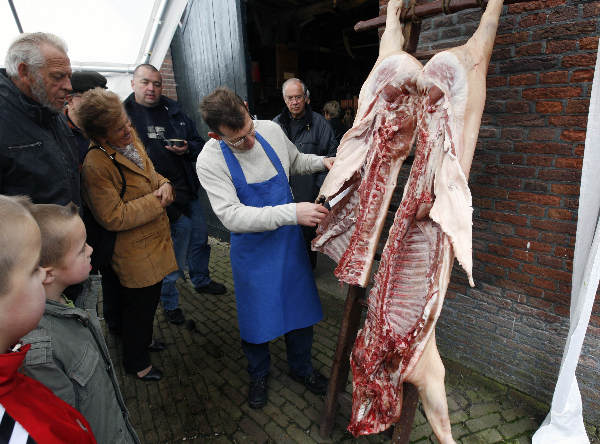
[{"xmin": 196, "ymin": 87, "xmax": 335, "ymax": 409}]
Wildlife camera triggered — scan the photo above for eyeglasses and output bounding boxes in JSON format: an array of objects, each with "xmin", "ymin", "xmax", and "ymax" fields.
[
  {"xmin": 224, "ymin": 119, "xmax": 255, "ymax": 147},
  {"xmin": 284, "ymin": 94, "xmax": 305, "ymax": 103}
]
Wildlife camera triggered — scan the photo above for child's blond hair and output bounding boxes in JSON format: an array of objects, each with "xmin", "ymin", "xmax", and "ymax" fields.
[
  {"xmin": 0, "ymin": 195, "xmax": 35, "ymax": 295},
  {"xmin": 29, "ymin": 202, "xmax": 79, "ymax": 267}
]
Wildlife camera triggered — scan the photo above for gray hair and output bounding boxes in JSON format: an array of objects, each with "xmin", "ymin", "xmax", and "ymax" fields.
[
  {"xmin": 282, "ymin": 78, "xmax": 310, "ymax": 100},
  {"xmin": 5, "ymin": 32, "xmax": 68, "ymax": 77}
]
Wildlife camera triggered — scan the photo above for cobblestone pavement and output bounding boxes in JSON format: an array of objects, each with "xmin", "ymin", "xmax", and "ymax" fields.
[{"xmin": 99, "ymin": 238, "xmax": 598, "ymax": 444}]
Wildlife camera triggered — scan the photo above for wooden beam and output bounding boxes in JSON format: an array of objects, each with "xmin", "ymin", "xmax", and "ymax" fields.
[{"xmin": 354, "ymin": 0, "xmax": 530, "ymax": 32}]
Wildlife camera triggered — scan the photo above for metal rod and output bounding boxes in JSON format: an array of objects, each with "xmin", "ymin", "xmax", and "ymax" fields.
[
  {"xmin": 354, "ymin": 0, "xmax": 528, "ymax": 32},
  {"xmin": 8, "ymin": 0, "xmax": 24, "ymax": 33}
]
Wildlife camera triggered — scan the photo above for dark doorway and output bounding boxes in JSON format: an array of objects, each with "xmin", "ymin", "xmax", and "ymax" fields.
[{"xmin": 244, "ymin": 0, "xmax": 380, "ymax": 121}]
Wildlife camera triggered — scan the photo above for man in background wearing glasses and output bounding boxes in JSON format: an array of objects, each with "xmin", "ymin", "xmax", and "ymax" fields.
[
  {"xmin": 273, "ymin": 78, "xmax": 338, "ymax": 269},
  {"xmin": 197, "ymin": 87, "xmax": 334, "ymax": 410}
]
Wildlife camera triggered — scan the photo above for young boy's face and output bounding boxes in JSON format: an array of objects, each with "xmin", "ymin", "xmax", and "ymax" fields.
[
  {"xmin": 2, "ymin": 218, "xmax": 47, "ymax": 346},
  {"xmin": 54, "ymin": 217, "xmax": 93, "ymax": 287}
]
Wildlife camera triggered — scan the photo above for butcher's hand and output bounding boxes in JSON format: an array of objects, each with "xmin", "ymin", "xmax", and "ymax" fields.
[
  {"xmin": 296, "ymin": 202, "xmax": 329, "ymax": 227},
  {"xmin": 154, "ymin": 182, "xmax": 174, "ymax": 207},
  {"xmin": 165, "ymin": 140, "xmax": 188, "ymax": 155},
  {"xmin": 323, "ymin": 156, "xmax": 335, "ymax": 170}
]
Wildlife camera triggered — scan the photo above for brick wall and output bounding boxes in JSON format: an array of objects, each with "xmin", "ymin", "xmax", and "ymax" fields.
[
  {"xmin": 159, "ymin": 48, "xmax": 178, "ymax": 101},
  {"xmin": 379, "ymin": 0, "xmax": 599, "ymax": 425}
]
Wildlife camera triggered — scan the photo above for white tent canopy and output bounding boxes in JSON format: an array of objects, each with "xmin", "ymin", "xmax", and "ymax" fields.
[{"xmin": 1, "ymin": 0, "xmax": 187, "ymax": 98}]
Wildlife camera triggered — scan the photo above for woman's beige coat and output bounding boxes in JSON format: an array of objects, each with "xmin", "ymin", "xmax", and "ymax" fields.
[{"xmin": 82, "ymin": 140, "xmax": 177, "ymax": 288}]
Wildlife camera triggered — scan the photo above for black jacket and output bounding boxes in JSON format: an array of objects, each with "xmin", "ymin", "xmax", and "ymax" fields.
[
  {"xmin": 124, "ymin": 93, "xmax": 205, "ymax": 221},
  {"xmin": 273, "ymin": 104, "xmax": 338, "ymax": 203},
  {"xmin": 328, "ymin": 117, "xmax": 348, "ymax": 144},
  {"xmin": 0, "ymin": 69, "xmax": 80, "ymax": 206}
]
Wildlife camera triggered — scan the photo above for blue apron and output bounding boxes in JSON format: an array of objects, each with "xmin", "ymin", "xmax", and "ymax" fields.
[{"xmin": 220, "ymin": 132, "xmax": 323, "ymax": 344}]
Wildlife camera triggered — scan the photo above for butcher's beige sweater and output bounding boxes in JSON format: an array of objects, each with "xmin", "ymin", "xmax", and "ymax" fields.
[{"xmin": 196, "ymin": 120, "xmax": 325, "ymax": 233}]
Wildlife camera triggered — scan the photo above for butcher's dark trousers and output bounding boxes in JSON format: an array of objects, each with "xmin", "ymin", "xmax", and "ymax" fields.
[{"xmin": 241, "ymin": 326, "xmax": 314, "ymax": 380}]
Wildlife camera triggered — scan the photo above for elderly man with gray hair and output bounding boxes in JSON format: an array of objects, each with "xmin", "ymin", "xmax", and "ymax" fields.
[{"xmin": 0, "ymin": 32, "xmax": 79, "ymax": 206}]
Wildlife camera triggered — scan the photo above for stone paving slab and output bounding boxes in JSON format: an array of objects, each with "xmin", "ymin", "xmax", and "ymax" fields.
[{"xmin": 98, "ymin": 238, "xmax": 599, "ymax": 444}]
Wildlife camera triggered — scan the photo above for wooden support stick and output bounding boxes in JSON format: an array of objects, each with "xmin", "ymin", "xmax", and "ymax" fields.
[
  {"xmin": 319, "ymin": 284, "xmax": 366, "ymax": 438},
  {"xmin": 392, "ymin": 383, "xmax": 420, "ymax": 443},
  {"xmin": 355, "ymin": 0, "xmax": 527, "ymax": 32}
]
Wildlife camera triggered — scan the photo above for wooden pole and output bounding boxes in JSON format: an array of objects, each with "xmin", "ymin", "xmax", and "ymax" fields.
[{"xmin": 319, "ymin": 284, "xmax": 366, "ymax": 438}]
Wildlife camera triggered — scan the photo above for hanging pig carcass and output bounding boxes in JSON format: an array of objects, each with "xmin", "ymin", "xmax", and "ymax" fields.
[{"xmin": 313, "ymin": 0, "xmax": 504, "ymax": 442}]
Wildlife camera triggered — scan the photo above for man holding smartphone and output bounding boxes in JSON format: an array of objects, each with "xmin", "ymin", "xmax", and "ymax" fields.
[{"xmin": 124, "ymin": 64, "xmax": 226, "ymax": 326}]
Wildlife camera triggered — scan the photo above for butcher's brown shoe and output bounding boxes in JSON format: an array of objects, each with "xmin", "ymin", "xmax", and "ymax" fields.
[{"xmin": 290, "ymin": 369, "xmax": 328, "ymax": 395}]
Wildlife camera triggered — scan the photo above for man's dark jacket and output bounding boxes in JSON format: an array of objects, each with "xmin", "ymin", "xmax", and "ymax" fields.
[
  {"xmin": 124, "ymin": 93, "xmax": 204, "ymax": 221},
  {"xmin": 0, "ymin": 69, "xmax": 80, "ymax": 206},
  {"xmin": 273, "ymin": 104, "xmax": 338, "ymax": 203}
]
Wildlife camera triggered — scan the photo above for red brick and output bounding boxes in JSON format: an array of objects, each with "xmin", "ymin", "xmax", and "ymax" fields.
[
  {"xmin": 574, "ymin": 145, "xmax": 585, "ymax": 156},
  {"xmin": 522, "ymin": 86, "xmax": 582, "ymax": 100},
  {"xmin": 509, "ymin": 271, "xmax": 532, "ymax": 283},
  {"xmin": 480, "ymin": 211, "xmax": 528, "ymax": 226},
  {"xmin": 495, "ymin": 201, "xmax": 518, "ymax": 211},
  {"xmin": 483, "ymin": 140, "xmax": 513, "ymax": 151},
  {"xmin": 538, "ymin": 169, "xmax": 581, "ymax": 182},
  {"xmin": 580, "ymin": 37, "xmax": 599, "ymax": 50},
  {"xmin": 546, "ymin": 39, "xmax": 577, "ymax": 54},
  {"xmin": 548, "ymin": 6, "xmax": 578, "ymax": 23},
  {"xmin": 509, "ymin": 0, "xmax": 565, "ymax": 14},
  {"xmin": 528, "ymin": 128, "xmax": 557, "ymax": 140},
  {"xmin": 535, "ymin": 101, "xmax": 563, "ymax": 114},
  {"xmin": 489, "ymin": 244, "xmax": 511, "ymax": 257},
  {"xmin": 554, "ymin": 246, "xmax": 574, "ymax": 259},
  {"xmin": 540, "ymin": 232, "xmax": 569, "ymax": 245},
  {"xmin": 550, "ymin": 183, "xmax": 579, "ymax": 195},
  {"xmin": 540, "ymin": 71, "xmax": 569, "ymax": 84},
  {"xmin": 554, "ymin": 304, "xmax": 570, "ymax": 317},
  {"xmin": 519, "ymin": 13, "xmax": 547, "ymax": 27},
  {"xmin": 524, "ymin": 181, "xmax": 548, "ymax": 193},
  {"xmin": 583, "ymin": 2, "xmax": 600, "ymax": 18},
  {"xmin": 497, "ymin": 178, "xmax": 523, "ymax": 191},
  {"xmin": 531, "ymin": 219, "xmax": 577, "ymax": 234},
  {"xmin": 473, "ymin": 198, "xmax": 493, "ymax": 209},
  {"xmin": 496, "ymin": 31, "xmax": 530, "ymax": 45},
  {"xmin": 548, "ymin": 115, "xmax": 587, "ymax": 128},
  {"xmin": 560, "ymin": 130, "xmax": 586, "ymax": 142},
  {"xmin": 565, "ymin": 99, "xmax": 590, "ymax": 114},
  {"xmin": 537, "ymin": 254, "xmax": 564, "ymax": 269},
  {"xmin": 479, "ymin": 127, "xmax": 499, "ymax": 138},
  {"xmin": 476, "ymin": 252, "xmax": 521, "ymax": 269},
  {"xmin": 508, "ymin": 191, "xmax": 561, "ymax": 206},
  {"xmin": 502, "ymin": 128, "xmax": 525, "ymax": 140},
  {"xmin": 471, "ymin": 185, "xmax": 508, "ymax": 199},
  {"xmin": 526, "ymin": 155, "xmax": 554, "ymax": 166},
  {"xmin": 510, "ymin": 73, "xmax": 537, "ymax": 86},
  {"xmin": 519, "ymin": 204, "xmax": 545, "ymax": 217},
  {"xmin": 487, "ymin": 164, "xmax": 537, "ymax": 178},
  {"xmin": 512, "ymin": 249, "xmax": 535, "ymax": 262},
  {"xmin": 485, "ymin": 264, "xmax": 506, "ymax": 277},
  {"xmin": 516, "ymin": 42, "xmax": 543, "ymax": 57},
  {"xmin": 554, "ymin": 158, "xmax": 583, "ymax": 169},
  {"xmin": 527, "ymin": 295, "xmax": 554, "ymax": 309},
  {"xmin": 523, "ymin": 264, "xmax": 571, "ymax": 282},
  {"xmin": 502, "ymin": 238, "xmax": 549, "ymax": 253},
  {"xmin": 500, "ymin": 154, "xmax": 524, "ymax": 164},
  {"xmin": 514, "ymin": 304, "xmax": 561, "ymax": 323},
  {"xmin": 487, "ymin": 76, "xmax": 508, "ymax": 87},
  {"xmin": 562, "ymin": 54, "xmax": 598, "ymax": 68},
  {"xmin": 571, "ymin": 70, "xmax": 595, "ymax": 82},
  {"xmin": 490, "ymin": 222, "xmax": 514, "ymax": 235},
  {"xmin": 532, "ymin": 277, "xmax": 557, "ymax": 290},
  {"xmin": 497, "ymin": 278, "xmax": 544, "ymax": 298},
  {"xmin": 548, "ymin": 208, "xmax": 575, "ymax": 221},
  {"xmin": 506, "ymin": 101, "xmax": 530, "ymax": 113},
  {"xmin": 543, "ymin": 290, "xmax": 569, "ymax": 304},
  {"xmin": 497, "ymin": 114, "xmax": 546, "ymax": 127},
  {"xmin": 564, "ymin": 198, "xmax": 579, "ymax": 210}
]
